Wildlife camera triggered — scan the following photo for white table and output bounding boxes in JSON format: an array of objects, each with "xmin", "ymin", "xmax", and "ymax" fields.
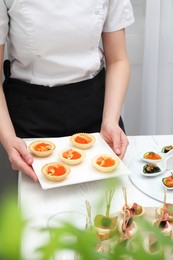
[{"xmin": 18, "ymin": 135, "xmax": 173, "ymax": 259}]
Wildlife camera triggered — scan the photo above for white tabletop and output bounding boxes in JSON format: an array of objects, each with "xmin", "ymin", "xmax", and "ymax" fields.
[{"xmin": 18, "ymin": 135, "xmax": 173, "ymax": 259}]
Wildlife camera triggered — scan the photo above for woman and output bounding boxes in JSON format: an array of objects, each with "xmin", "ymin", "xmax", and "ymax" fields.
[{"xmin": 0, "ymin": 0, "xmax": 134, "ymax": 182}]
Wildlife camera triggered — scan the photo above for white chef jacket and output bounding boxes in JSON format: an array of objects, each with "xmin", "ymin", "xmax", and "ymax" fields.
[{"xmin": 0, "ymin": 0, "xmax": 134, "ymax": 86}]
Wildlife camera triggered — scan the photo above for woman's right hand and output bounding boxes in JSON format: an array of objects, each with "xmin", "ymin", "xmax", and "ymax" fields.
[{"xmin": 4, "ymin": 136, "xmax": 38, "ymax": 182}]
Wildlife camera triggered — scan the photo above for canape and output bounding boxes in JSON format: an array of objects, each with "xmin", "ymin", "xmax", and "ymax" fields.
[
  {"xmin": 157, "ymin": 205, "xmax": 173, "ymax": 223},
  {"xmin": 162, "ymin": 174, "xmax": 173, "ymax": 189},
  {"xmin": 161, "ymin": 145, "xmax": 173, "ymax": 153},
  {"xmin": 41, "ymin": 162, "xmax": 70, "ymax": 182},
  {"xmin": 58, "ymin": 147, "xmax": 86, "ymax": 165},
  {"xmin": 143, "ymin": 163, "xmax": 161, "ymax": 174},
  {"xmin": 122, "ymin": 203, "xmax": 144, "ymax": 217},
  {"xmin": 92, "ymin": 154, "xmax": 119, "ymax": 173},
  {"xmin": 154, "ymin": 208, "xmax": 172, "ymax": 238},
  {"xmin": 94, "ymin": 214, "xmax": 118, "ymax": 240},
  {"xmin": 70, "ymin": 133, "xmax": 95, "ymax": 149},
  {"xmin": 118, "ymin": 208, "xmax": 137, "ymax": 240},
  {"xmin": 28, "ymin": 140, "xmax": 56, "ymax": 157},
  {"xmin": 143, "ymin": 152, "xmax": 162, "ymax": 161}
]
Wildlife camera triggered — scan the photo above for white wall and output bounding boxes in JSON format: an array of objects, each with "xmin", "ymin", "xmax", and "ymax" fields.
[{"xmin": 124, "ymin": 0, "xmax": 146, "ymax": 135}]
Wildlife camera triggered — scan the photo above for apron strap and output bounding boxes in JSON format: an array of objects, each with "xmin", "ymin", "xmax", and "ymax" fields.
[{"xmin": 3, "ymin": 60, "xmax": 11, "ymax": 80}]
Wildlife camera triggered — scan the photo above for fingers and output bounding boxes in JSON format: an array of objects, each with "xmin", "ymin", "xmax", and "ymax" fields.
[
  {"xmin": 8, "ymin": 138, "xmax": 37, "ymax": 182},
  {"xmin": 101, "ymin": 125, "xmax": 129, "ymax": 158},
  {"xmin": 113, "ymin": 131, "xmax": 129, "ymax": 159},
  {"xmin": 119, "ymin": 135, "xmax": 129, "ymax": 159},
  {"xmin": 111, "ymin": 129, "xmax": 128, "ymax": 159},
  {"xmin": 13, "ymin": 155, "xmax": 38, "ymax": 182},
  {"xmin": 17, "ymin": 139, "xmax": 34, "ymax": 165}
]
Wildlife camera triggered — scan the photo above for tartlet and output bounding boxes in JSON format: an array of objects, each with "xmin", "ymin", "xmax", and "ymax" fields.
[
  {"xmin": 70, "ymin": 133, "xmax": 95, "ymax": 149},
  {"xmin": 58, "ymin": 147, "xmax": 86, "ymax": 165},
  {"xmin": 41, "ymin": 162, "xmax": 70, "ymax": 182},
  {"xmin": 92, "ymin": 154, "xmax": 119, "ymax": 173},
  {"xmin": 28, "ymin": 140, "xmax": 56, "ymax": 157}
]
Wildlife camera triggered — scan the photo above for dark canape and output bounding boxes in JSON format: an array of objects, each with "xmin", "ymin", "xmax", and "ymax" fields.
[
  {"xmin": 161, "ymin": 145, "xmax": 173, "ymax": 153},
  {"xmin": 143, "ymin": 163, "xmax": 161, "ymax": 174}
]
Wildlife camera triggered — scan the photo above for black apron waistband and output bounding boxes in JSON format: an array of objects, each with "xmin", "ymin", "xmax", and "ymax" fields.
[{"xmin": 3, "ymin": 60, "xmax": 105, "ymax": 102}]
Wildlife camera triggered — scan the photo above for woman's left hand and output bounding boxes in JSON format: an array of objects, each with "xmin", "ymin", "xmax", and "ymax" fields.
[{"xmin": 100, "ymin": 122, "xmax": 129, "ymax": 159}]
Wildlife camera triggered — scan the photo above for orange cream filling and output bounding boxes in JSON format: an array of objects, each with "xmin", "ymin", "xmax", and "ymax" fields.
[
  {"xmin": 47, "ymin": 165, "xmax": 66, "ymax": 176},
  {"xmin": 75, "ymin": 135, "xmax": 92, "ymax": 144},
  {"xmin": 96, "ymin": 156, "xmax": 115, "ymax": 167},
  {"xmin": 164, "ymin": 176, "xmax": 173, "ymax": 187},
  {"xmin": 34, "ymin": 142, "xmax": 52, "ymax": 152},
  {"xmin": 62, "ymin": 149, "xmax": 81, "ymax": 160},
  {"xmin": 144, "ymin": 152, "xmax": 162, "ymax": 160}
]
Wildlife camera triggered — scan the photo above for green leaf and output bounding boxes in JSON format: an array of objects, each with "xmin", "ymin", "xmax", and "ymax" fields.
[{"xmin": 0, "ymin": 194, "xmax": 26, "ymax": 260}]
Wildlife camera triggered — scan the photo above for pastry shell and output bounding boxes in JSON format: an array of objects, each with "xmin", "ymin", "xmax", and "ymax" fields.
[
  {"xmin": 58, "ymin": 147, "xmax": 86, "ymax": 165},
  {"xmin": 28, "ymin": 140, "xmax": 56, "ymax": 157},
  {"xmin": 70, "ymin": 133, "xmax": 95, "ymax": 149},
  {"xmin": 92, "ymin": 154, "xmax": 120, "ymax": 173},
  {"xmin": 41, "ymin": 162, "xmax": 70, "ymax": 182}
]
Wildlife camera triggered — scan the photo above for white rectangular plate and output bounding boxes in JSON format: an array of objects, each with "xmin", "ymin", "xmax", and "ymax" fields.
[{"xmin": 25, "ymin": 133, "xmax": 131, "ymax": 189}]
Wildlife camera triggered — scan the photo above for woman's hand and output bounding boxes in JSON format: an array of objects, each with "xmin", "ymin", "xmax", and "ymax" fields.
[
  {"xmin": 4, "ymin": 136, "xmax": 38, "ymax": 182},
  {"xmin": 100, "ymin": 122, "xmax": 129, "ymax": 159}
]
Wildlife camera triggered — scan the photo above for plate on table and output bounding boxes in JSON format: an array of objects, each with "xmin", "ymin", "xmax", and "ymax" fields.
[
  {"xmin": 128, "ymin": 155, "xmax": 173, "ymax": 203},
  {"xmin": 25, "ymin": 133, "xmax": 131, "ymax": 189}
]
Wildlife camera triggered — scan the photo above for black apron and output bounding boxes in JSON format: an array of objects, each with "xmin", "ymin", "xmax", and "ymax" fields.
[{"xmin": 3, "ymin": 60, "xmax": 125, "ymax": 138}]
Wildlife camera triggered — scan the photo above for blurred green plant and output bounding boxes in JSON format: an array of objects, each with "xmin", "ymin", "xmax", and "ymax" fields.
[
  {"xmin": 0, "ymin": 193, "xmax": 26, "ymax": 260},
  {"xmin": 0, "ymin": 185, "xmax": 173, "ymax": 260}
]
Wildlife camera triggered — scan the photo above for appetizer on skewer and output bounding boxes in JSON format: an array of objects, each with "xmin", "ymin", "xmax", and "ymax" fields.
[
  {"xmin": 94, "ymin": 189, "xmax": 118, "ymax": 240},
  {"xmin": 145, "ymin": 192, "xmax": 172, "ymax": 256},
  {"xmin": 28, "ymin": 140, "xmax": 56, "ymax": 157},
  {"xmin": 70, "ymin": 133, "xmax": 95, "ymax": 149},
  {"xmin": 121, "ymin": 187, "xmax": 144, "ymax": 217},
  {"xmin": 118, "ymin": 207, "xmax": 137, "ymax": 240},
  {"xmin": 41, "ymin": 162, "xmax": 70, "ymax": 182},
  {"xmin": 58, "ymin": 147, "xmax": 85, "ymax": 165},
  {"xmin": 118, "ymin": 187, "xmax": 138, "ymax": 241},
  {"xmin": 92, "ymin": 154, "xmax": 119, "ymax": 173},
  {"xmin": 154, "ymin": 208, "xmax": 172, "ymax": 238},
  {"xmin": 157, "ymin": 189, "xmax": 173, "ymax": 222}
]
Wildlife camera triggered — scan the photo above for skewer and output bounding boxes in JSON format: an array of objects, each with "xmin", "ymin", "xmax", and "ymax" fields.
[
  {"xmin": 85, "ymin": 200, "xmax": 92, "ymax": 229},
  {"xmin": 155, "ymin": 208, "xmax": 164, "ymax": 227},
  {"xmin": 163, "ymin": 188, "xmax": 167, "ymax": 209},
  {"xmin": 106, "ymin": 188, "xmax": 115, "ymax": 217},
  {"xmin": 122, "ymin": 186, "xmax": 128, "ymax": 209}
]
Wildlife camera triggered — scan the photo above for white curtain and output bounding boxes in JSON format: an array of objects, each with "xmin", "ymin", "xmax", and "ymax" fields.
[{"xmin": 139, "ymin": 0, "xmax": 173, "ymax": 135}]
